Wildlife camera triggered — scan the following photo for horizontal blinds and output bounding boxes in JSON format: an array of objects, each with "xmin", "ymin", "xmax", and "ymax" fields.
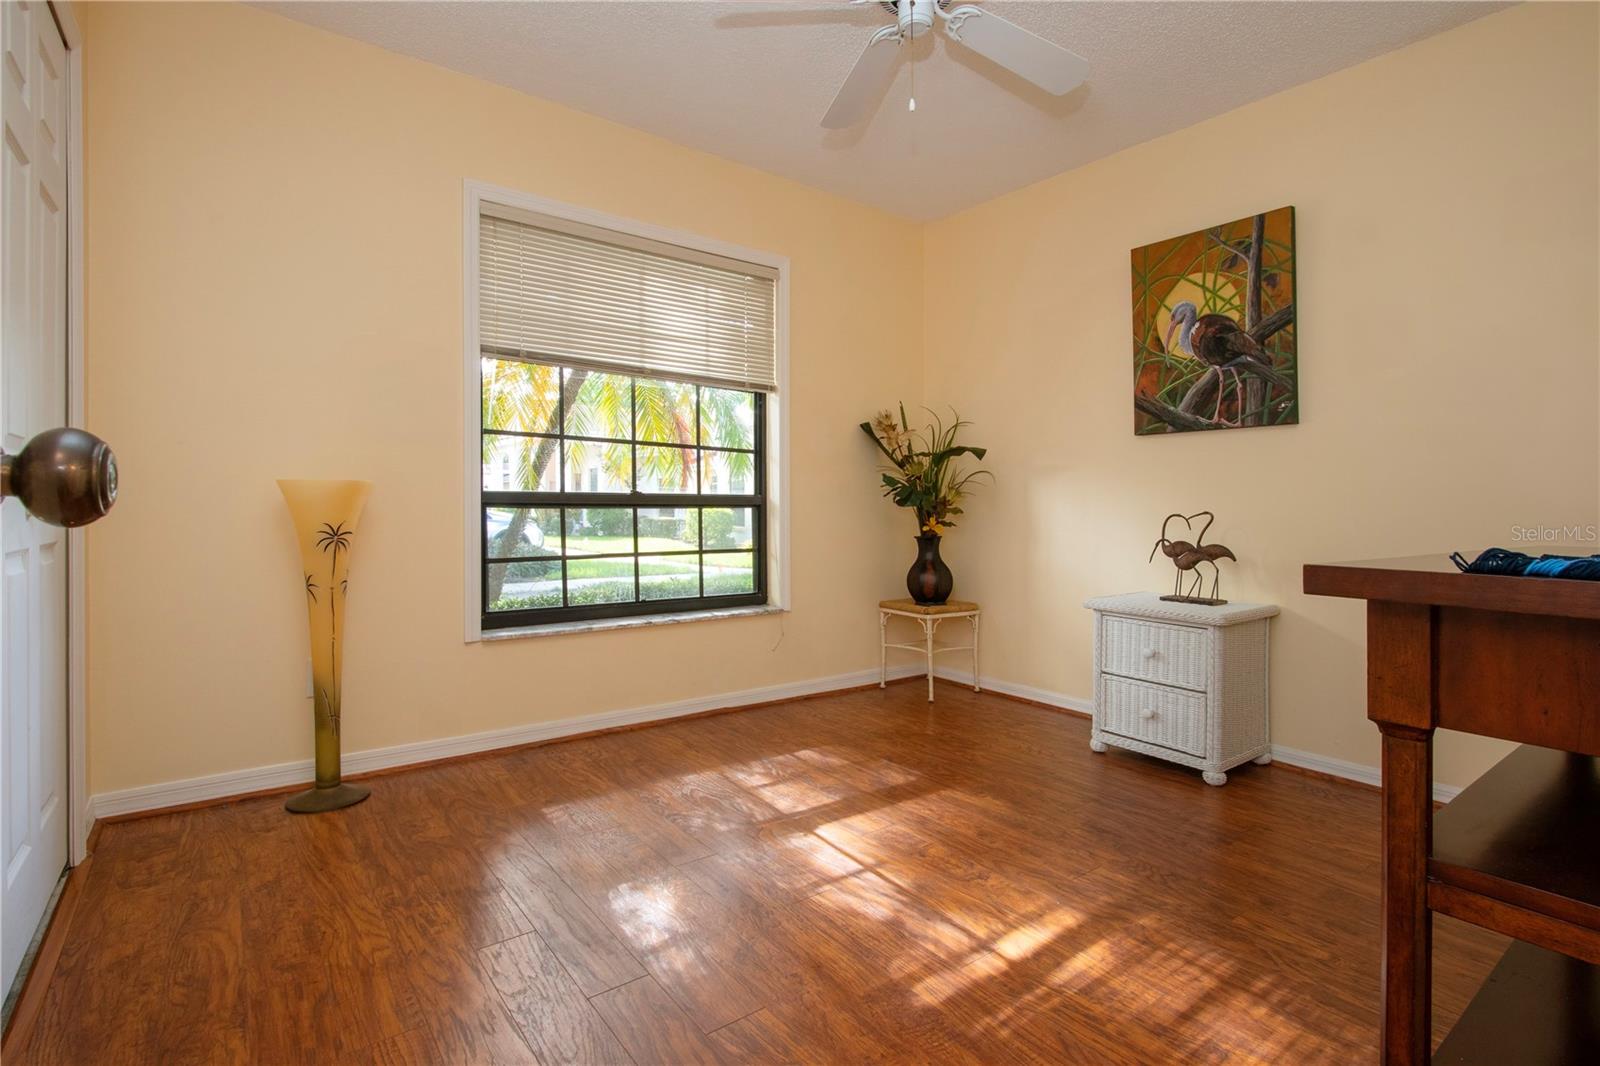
[{"xmin": 479, "ymin": 206, "xmax": 778, "ymax": 393}]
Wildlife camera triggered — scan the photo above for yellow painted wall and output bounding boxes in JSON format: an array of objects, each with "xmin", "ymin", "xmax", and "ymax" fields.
[
  {"xmin": 81, "ymin": 1, "xmax": 924, "ymax": 794},
  {"xmin": 83, "ymin": 1, "xmax": 1597, "ymax": 797},
  {"xmin": 921, "ymin": 1, "xmax": 1600, "ymax": 788}
]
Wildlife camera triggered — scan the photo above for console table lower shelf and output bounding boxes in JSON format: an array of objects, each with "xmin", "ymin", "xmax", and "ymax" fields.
[
  {"xmin": 1433, "ymin": 941, "xmax": 1599, "ymax": 1065},
  {"xmin": 1428, "ymin": 743, "xmax": 1600, "ymax": 1064}
]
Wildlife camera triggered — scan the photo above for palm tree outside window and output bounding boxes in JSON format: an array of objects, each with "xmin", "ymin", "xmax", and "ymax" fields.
[{"xmin": 480, "ymin": 359, "xmax": 765, "ymax": 627}]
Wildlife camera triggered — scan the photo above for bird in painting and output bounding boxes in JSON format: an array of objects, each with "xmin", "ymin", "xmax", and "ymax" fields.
[{"xmin": 1163, "ymin": 302, "xmax": 1277, "ymax": 426}]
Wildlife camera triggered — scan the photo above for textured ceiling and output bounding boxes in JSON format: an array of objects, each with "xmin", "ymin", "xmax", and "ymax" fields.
[{"xmin": 261, "ymin": 1, "xmax": 1506, "ymax": 220}]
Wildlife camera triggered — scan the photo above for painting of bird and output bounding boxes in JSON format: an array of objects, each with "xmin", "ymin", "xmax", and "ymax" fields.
[{"xmin": 1132, "ymin": 207, "xmax": 1297, "ymax": 435}]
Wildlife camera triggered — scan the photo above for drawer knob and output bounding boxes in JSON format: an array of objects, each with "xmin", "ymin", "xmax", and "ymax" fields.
[
  {"xmin": 1141, "ymin": 647, "xmax": 1157, "ymax": 660},
  {"xmin": 1139, "ymin": 708, "xmax": 1156, "ymax": 720}
]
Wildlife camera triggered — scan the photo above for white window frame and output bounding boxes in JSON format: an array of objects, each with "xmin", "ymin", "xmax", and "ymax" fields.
[{"xmin": 460, "ymin": 181, "xmax": 791, "ymax": 642}]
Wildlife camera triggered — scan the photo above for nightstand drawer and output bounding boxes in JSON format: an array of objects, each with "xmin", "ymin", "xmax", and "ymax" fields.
[
  {"xmin": 1101, "ymin": 675, "xmax": 1207, "ymax": 756},
  {"xmin": 1101, "ymin": 615, "xmax": 1208, "ymax": 691}
]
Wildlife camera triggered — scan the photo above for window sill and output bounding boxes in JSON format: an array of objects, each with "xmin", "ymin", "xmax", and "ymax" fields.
[{"xmin": 479, "ymin": 604, "xmax": 785, "ymax": 642}]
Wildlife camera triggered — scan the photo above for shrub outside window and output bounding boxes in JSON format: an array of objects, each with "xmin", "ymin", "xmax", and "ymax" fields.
[{"xmin": 481, "ymin": 360, "xmax": 765, "ymax": 627}]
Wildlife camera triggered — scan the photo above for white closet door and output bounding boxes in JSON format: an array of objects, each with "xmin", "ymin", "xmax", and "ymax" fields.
[{"xmin": 0, "ymin": 0, "xmax": 69, "ymax": 998}]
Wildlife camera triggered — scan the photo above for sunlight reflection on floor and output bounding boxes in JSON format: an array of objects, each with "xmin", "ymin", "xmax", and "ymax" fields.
[
  {"xmin": 993, "ymin": 906, "xmax": 1084, "ymax": 961},
  {"xmin": 524, "ymin": 737, "xmax": 1369, "ymax": 1064},
  {"xmin": 753, "ymin": 777, "xmax": 853, "ymax": 813},
  {"xmin": 607, "ymin": 879, "xmax": 680, "ymax": 950}
]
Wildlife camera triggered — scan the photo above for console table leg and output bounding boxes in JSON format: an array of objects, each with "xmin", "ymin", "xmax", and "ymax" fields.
[{"xmin": 1379, "ymin": 723, "xmax": 1433, "ymax": 1066}]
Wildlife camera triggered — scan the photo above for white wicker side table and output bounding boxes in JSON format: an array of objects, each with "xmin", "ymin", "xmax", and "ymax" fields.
[
  {"xmin": 1084, "ymin": 593, "xmax": 1278, "ymax": 785},
  {"xmin": 879, "ymin": 598, "xmax": 980, "ymax": 703}
]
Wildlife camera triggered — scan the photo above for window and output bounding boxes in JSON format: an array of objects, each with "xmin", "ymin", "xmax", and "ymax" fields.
[{"xmin": 474, "ymin": 200, "xmax": 778, "ymax": 630}]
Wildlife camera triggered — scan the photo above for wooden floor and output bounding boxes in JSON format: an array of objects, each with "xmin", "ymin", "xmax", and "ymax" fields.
[{"xmin": 9, "ymin": 682, "xmax": 1505, "ymax": 1065}]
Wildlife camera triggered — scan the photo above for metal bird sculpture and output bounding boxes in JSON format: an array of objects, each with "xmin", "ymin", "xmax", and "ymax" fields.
[
  {"xmin": 1164, "ymin": 302, "xmax": 1280, "ymax": 427},
  {"xmin": 1149, "ymin": 512, "xmax": 1207, "ymax": 600},
  {"xmin": 1149, "ymin": 511, "xmax": 1236, "ymax": 604},
  {"xmin": 1186, "ymin": 510, "xmax": 1237, "ymax": 602}
]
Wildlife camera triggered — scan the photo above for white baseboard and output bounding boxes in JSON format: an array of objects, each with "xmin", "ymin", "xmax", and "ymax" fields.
[
  {"xmin": 85, "ymin": 663, "xmax": 1459, "ymax": 827},
  {"xmin": 933, "ymin": 666, "xmax": 1462, "ymax": 803},
  {"xmin": 931, "ymin": 664, "xmax": 1094, "ymax": 714},
  {"xmin": 1268, "ymin": 743, "xmax": 1462, "ymax": 804},
  {"xmin": 87, "ymin": 664, "xmax": 924, "ymax": 822}
]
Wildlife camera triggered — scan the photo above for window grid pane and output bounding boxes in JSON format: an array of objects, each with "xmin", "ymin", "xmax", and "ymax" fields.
[{"xmin": 482, "ymin": 358, "xmax": 764, "ymax": 627}]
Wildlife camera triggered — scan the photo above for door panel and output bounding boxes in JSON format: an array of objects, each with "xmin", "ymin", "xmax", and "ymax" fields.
[{"xmin": 0, "ymin": 0, "xmax": 68, "ymax": 998}]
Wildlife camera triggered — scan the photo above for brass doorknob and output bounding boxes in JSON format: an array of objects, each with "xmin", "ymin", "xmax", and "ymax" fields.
[{"xmin": 0, "ymin": 427, "xmax": 117, "ymax": 527}]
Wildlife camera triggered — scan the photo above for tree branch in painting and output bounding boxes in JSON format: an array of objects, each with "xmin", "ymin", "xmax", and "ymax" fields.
[
  {"xmin": 1250, "ymin": 305, "xmax": 1293, "ymax": 343},
  {"xmin": 1242, "ymin": 213, "xmax": 1266, "ymax": 425},
  {"xmin": 1134, "ymin": 394, "xmax": 1220, "ymax": 433},
  {"xmin": 1207, "ymin": 230, "xmax": 1252, "ymax": 264}
]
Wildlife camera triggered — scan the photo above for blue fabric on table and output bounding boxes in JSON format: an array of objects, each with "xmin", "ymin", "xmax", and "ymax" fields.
[{"xmin": 1450, "ymin": 548, "xmax": 1600, "ymax": 581}]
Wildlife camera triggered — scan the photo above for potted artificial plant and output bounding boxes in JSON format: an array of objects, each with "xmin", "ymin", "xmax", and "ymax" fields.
[{"xmin": 860, "ymin": 406, "xmax": 991, "ymax": 605}]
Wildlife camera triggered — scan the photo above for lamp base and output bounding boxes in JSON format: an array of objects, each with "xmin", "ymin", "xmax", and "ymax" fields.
[{"xmin": 284, "ymin": 782, "xmax": 370, "ymax": 814}]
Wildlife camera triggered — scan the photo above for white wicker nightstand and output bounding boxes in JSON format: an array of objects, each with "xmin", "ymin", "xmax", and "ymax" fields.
[{"xmin": 1084, "ymin": 593, "xmax": 1279, "ymax": 786}]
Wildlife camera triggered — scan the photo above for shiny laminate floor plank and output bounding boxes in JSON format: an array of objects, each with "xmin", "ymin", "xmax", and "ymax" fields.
[{"xmin": 10, "ymin": 682, "xmax": 1505, "ymax": 1064}]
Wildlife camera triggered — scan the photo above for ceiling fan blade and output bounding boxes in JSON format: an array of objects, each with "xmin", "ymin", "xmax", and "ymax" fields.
[
  {"xmin": 714, "ymin": 3, "xmax": 891, "ymax": 30},
  {"xmin": 821, "ymin": 28, "xmax": 903, "ymax": 129},
  {"xmin": 942, "ymin": 6, "xmax": 1087, "ymax": 95}
]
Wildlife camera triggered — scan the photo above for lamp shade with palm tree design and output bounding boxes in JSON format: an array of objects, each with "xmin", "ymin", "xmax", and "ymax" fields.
[{"xmin": 278, "ymin": 478, "xmax": 373, "ymax": 813}]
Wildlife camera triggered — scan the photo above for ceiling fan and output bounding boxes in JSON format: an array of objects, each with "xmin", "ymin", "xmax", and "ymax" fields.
[{"xmin": 822, "ymin": 0, "xmax": 1088, "ymax": 129}]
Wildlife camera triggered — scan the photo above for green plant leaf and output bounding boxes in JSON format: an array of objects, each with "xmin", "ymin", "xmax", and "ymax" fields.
[{"xmin": 861, "ymin": 422, "xmax": 905, "ymax": 468}]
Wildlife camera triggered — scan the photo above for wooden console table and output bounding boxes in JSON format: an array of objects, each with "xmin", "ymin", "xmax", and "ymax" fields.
[{"xmin": 1304, "ymin": 552, "xmax": 1600, "ymax": 1064}]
